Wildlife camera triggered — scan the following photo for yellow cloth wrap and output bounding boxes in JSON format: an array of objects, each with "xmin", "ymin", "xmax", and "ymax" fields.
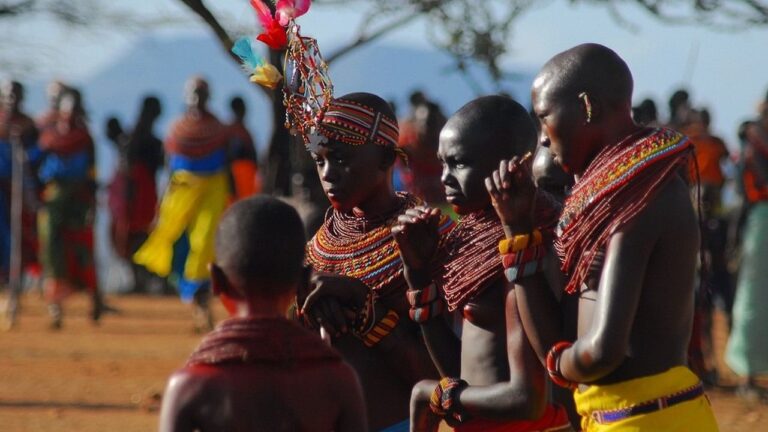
[
  {"xmin": 574, "ymin": 366, "xmax": 718, "ymax": 431},
  {"xmin": 133, "ymin": 170, "xmax": 230, "ymax": 280}
]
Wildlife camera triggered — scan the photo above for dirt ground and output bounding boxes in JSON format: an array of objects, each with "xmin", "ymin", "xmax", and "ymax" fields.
[{"xmin": 1, "ymin": 292, "xmax": 766, "ymax": 432}]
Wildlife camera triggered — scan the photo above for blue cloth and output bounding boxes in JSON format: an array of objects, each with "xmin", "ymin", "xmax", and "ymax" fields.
[
  {"xmin": 169, "ymin": 149, "xmax": 227, "ymax": 174},
  {"xmin": 0, "ymin": 139, "xmax": 41, "ymax": 179},
  {"xmin": 178, "ymin": 277, "xmax": 209, "ymax": 303},
  {"xmin": 379, "ymin": 419, "xmax": 409, "ymax": 432},
  {"xmin": 38, "ymin": 150, "xmax": 90, "ymax": 183}
]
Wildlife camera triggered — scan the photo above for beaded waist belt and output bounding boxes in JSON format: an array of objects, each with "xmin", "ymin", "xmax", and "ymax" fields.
[{"xmin": 590, "ymin": 382, "xmax": 705, "ymax": 425}]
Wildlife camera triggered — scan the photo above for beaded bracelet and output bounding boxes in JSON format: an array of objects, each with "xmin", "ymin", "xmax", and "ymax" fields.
[
  {"xmin": 409, "ymin": 299, "xmax": 445, "ymax": 323},
  {"xmin": 500, "ymin": 244, "xmax": 546, "ymax": 268},
  {"xmin": 352, "ymin": 289, "xmax": 376, "ymax": 336},
  {"xmin": 498, "ymin": 229, "xmax": 543, "ymax": 255},
  {"xmin": 406, "ymin": 282, "xmax": 439, "ymax": 307},
  {"xmin": 361, "ymin": 309, "xmax": 400, "ymax": 348},
  {"xmin": 503, "ymin": 259, "xmax": 544, "ymax": 282},
  {"xmin": 429, "ymin": 377, "xmax": 470, "ymax": 426},
  {"xmin": 546, "ymin": 341, "xmax": 577, "ymax": 390}
]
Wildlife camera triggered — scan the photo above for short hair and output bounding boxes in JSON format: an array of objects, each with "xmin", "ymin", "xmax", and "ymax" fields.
[
  {"xmin": 449, "ymin": 95, "xmax": 537, "ymax": 157},
  {"xmin": 541, "ymin": 43, "xmax": 633, "ymax": 109},
  {"xmin": 215, "ymin": 195, "xmax": 306, "ymax": 294}
]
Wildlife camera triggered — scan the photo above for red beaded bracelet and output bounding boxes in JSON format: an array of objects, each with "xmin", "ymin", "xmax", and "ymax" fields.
[{"xmin": 546, "ymin": 341, "xmax": 577, "ymax": 390}]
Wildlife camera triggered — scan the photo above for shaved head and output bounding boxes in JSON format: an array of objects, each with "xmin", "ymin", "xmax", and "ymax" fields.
[
  {"xmin": 215, "ymin": 196, "xmax": 306, "ymax": 295},
  {"xmin": 535, "ymin": 43, "xmax": 633, "ymax": 110},
  {"xmin": 445, "ymin": 95, "xmax": 537, "ymax": 158}
]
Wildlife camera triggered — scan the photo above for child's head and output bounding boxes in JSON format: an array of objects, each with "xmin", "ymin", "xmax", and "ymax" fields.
[
  {"xmin": 438, "ymin": 95, "xmax": 536, "ymax": 215},
  {"xmin": 211, "ymin": 196, "xmax": 306, "ymax": 311},
  {"xmin": 309, "ymin": 92, "xmax": 399, "ymax": 212}
]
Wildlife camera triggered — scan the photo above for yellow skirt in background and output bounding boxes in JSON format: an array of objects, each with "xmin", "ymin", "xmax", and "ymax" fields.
[{"xmin": 133, "ymin": 170, "xmax": 229, "ymax": 283}]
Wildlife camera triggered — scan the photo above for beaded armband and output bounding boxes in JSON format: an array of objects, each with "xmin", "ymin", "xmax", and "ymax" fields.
[
  {"xmin": 406, "ymin": 282, "xmax": 445, "ymax": 323},
  {"xmin": 498, "ymin": 229, "xmax": 543, "ymax": 254},
  {"xmin": 429, "ymin": 377, "xmax": 470, "ymax": 426},
  {"xmin": 500, "ymin": 230, "xmax": 545, "ymax": 282},
  {"xmin": 360, "ymin": 309, "xmax": 399, "ymax": 348},
  {"xmin": 546, "ymin": 341, "xmax": 577, "ymax": 390}
]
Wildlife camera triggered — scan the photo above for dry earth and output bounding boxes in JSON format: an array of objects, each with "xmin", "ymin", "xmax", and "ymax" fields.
[{"xmin": 1, "ymin": 292, "xmax": 766, "ymax": 431}]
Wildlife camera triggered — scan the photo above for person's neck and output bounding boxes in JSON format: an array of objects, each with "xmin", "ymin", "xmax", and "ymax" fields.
[
  {"xmin": 187, "ymin": 107, "xmax": 207, "ymax": 118},
  {"xmin": 233, "ymin": 295, "xmax": 292, "ymax": 320},
  {"xmin": 352, "ymin": 187, "xmax": 400, "ymax": 219},
  {"xmin": 575, "ymin": 117, "xmax": 642, "ymax": 179}
]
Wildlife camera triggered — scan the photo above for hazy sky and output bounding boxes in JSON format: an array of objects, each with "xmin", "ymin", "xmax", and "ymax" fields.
[{"xmin": 5, "ymin": 0, "xmax": 768, "ymax": 147}]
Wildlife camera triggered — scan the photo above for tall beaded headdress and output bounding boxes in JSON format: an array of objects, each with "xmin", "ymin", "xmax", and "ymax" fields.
[{"xmin": 236, "ymin": 0, "xmax": 404, "ymax": 159}]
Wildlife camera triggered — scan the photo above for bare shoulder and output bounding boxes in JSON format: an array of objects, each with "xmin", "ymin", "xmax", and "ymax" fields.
[
  {"xmin": 619, "ymin": 174, "xmax": 697, "ymax": 241},
  {"xmin": 159, "ymin": 365, "xmax": 222, "ymax": 432}
]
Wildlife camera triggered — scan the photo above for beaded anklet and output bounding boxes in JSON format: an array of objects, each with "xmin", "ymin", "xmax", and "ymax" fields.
[
  {"xmin": 546, "ymin": 341, "xmax": 577, "ymax": 390},
  {"xmin": 429, "ymin": 377, "xmax": 470, "ymax": 426},
  {"xmin": 406, "ymin": 282, "xmax": 445, "ymax": 323}
]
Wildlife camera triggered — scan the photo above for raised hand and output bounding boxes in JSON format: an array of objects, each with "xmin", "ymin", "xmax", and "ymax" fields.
[
  {"xmin": 484, "ymin": 154, "xmax": 537, "ymax": 233},
  {"xmin": 391, "ymin": 206, "xmax": 442, "ymax": 272},
  {"xmin": 301, "ymin": 272, "xmax": 369, "ymax": 337}
]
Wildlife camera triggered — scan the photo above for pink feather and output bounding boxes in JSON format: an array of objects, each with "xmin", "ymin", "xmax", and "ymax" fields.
[
  {"xmin": 275, "ymin": 0, "xmax": 311, "ymax": 26},
  {"xmin": 250, "ymin": 0, "xmax": 276, "ymax": 29}
]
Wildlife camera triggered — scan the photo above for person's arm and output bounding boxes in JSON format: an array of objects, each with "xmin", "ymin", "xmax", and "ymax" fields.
[
  {"xmin": 158, "ymin": 370, "xmax": 199, "ymax": 432},
  {"xmin": 557, "ymin": 213, "xmax": 656, "ymax": 382},
  {"xmin": 402, "ymin": 266, "xmax": 461, "ymax": 377},
  {"xmin": 335, "ymin": 362, "xmax": 369, "ymax": 432},
  {"xmin": 301, "ymin": 273, "xmax": 439, "ymax": 383},
  {"xmin": 485, "ymin": 158, "xmax": 565, "ymax": 364},
  {"xmin": 452, "ymin": 283, "xmax": 547, "ymax": 420},
  {"xmin": 392, "ymin": 208, "xmax": 461, "ymax": 377}
]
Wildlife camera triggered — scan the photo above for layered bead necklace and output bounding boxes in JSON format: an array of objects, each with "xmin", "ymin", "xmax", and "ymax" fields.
[{"xmin": 308, "ymin": 192, "xmax": 455, "ymax": 297}]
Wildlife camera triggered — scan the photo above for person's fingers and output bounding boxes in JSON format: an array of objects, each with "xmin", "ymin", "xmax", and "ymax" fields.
[
  {"xmin": 485, "ymin": 176, "xmax": 500, "ymax": 198},
  {"xmin": 497, "ymin": 159, "xmax": 510, "ymax": 189},
  {"xmin": 327, "ymin": 299, "xmax": 348, "ymax": 335},
  {"xmin": 492, "ymin": 169, "xmax": 504, "ymax": 193},
  {"xmin": 318, "ymin": 300, "xmax": 341, "ymax": 336}
]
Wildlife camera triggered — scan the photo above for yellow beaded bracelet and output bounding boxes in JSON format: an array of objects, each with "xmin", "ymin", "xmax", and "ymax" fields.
[{"xmin": 498, "ymin": 229, "xmax": 543, "ymax": 254}]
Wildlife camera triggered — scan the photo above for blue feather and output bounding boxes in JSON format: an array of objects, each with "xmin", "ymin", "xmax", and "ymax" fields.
[{"xmin": 232, "ymin": 37, "xmax": 264, "ymax": 71}]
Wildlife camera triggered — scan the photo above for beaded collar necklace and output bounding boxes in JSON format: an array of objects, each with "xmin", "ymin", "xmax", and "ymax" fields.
[{"xmin": 307, "ymin": 192, "xmax": 454, "ymax": 297}]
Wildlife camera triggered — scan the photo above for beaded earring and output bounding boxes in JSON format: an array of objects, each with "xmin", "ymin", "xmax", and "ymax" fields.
[{"xmin": 579, "ymin": 92, "xmax": 593, "ymax": 124}]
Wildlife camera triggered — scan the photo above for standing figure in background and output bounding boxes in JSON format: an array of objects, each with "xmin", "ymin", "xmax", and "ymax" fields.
[
  {"xmin": 106, "ymin": 96, "xmax": 164, "ymax": 294},
  {"xmin": 397, "ymin": 91, "xmax": 447, "ymax": 207},
  {"xmin": 726, "ymin": 101, "xmax": 768, "ymax": 402},
  {"xmin": 134, "ymin": 77, "xmax": 231, "ymax": 331},
  {"xmin": 667, "ymin": 89, "xmax": 692, "ymax": 130},
  {"xmin": 684, "ymin": 108, "xmax": 733, "ymax": 385},
  {"xmin": 0, "ymin": 81, "xmax": 40, "ymax": 286},
  {"xmin": 37, "ymin": 87, "xmax": 107, "ymax": 328},
  {"xmin": 227, "ymin": 96, "xmax": 261, "ymax": 201}
]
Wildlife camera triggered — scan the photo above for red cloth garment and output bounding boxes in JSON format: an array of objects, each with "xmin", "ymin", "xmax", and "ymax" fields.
[
  {"xmin": 454, "ymin": 403, "xmax": 572, "ymax": 432},
  {"xmin": 187, "ymin": 317, "xmax": 341, "ymax": 366},
  {"xmin": 165, "ymin": 112, "xmax": 229, "ymax": 158}
]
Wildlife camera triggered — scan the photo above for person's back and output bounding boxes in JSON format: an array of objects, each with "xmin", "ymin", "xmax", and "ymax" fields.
[
  {"xmin": 159, "ymin": 196, "xmax": 366, "ymax": 432},
  {"xmin": 163, "ymin": 320, "xmax": 364, "ymax": 432}
]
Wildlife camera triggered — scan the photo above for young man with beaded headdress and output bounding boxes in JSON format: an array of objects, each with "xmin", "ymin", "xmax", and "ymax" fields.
[
  {"xmin": 297, "ymin": 91, "xmax": 456, "ymax": 432},
  {"xmin": 392, "ymin": 95, "xmax": 573, "ymax": 432},
  {"xmin": 486, "ymin": 44, "xmax": 718, "ymax": 431},
  {"xmin": 234, "ymin": 3, "xmax": 456, "ymax": 429}
]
